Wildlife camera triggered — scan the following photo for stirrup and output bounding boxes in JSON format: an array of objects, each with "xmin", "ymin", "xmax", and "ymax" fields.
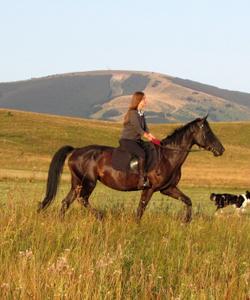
[{"xmin": 143, "ymin": 178, "xmax": 151, "ymax": 188}]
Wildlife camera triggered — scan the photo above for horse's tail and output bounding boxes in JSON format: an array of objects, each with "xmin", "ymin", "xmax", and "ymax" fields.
[{"xmin": 37, "ymin": 145, "xmax": 74, "ymax": 212}]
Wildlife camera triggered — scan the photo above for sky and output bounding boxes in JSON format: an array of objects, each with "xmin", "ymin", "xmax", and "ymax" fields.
[{"xmin": 1, "ymin": 0, "xmax": 250, "ymax": 93}]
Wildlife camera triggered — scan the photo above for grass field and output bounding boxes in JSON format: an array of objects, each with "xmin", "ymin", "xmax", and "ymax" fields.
[{"xmin": 0, "ymin": 109, "xmax": 250, "ymax": 299}]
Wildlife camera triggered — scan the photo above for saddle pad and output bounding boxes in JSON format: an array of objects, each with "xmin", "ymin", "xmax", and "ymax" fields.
[
  {"xmin": 111, "ymin": 143, "xmax": 158, "ymax": 173},
  {"xmin": 111, "ymin": 147, "xmax": 132, "ymax": 172}
]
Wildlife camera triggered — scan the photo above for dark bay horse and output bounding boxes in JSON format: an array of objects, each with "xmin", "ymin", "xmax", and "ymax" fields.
[{"xmin": 38, "ymin": 117, "xmax": 225, "ymax": 222}]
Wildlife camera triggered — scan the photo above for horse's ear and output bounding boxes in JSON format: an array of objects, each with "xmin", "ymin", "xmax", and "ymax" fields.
[{"xmin": 203, "ymin": 114, "xmax": 209, "ymax": 121}]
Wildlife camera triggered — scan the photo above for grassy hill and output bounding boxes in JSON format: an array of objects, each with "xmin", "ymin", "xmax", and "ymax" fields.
[
  {"xmin": 0, "ymin": 108, "xmax": 249, "ymax": 187},
  {"xmin": 1, "ymin": 70, "xmax": 250, "ymax": 123}
]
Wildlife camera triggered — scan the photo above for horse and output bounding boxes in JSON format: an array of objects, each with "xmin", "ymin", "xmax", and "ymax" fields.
[{"xmin": 38, "ymin": 116, "xmax": 225, "ymax": 223}]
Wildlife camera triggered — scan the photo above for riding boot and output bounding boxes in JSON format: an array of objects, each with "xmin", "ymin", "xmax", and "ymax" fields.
[{"xmin": 137, "ymin": 158, "xmax": 151, "ymax": 189}]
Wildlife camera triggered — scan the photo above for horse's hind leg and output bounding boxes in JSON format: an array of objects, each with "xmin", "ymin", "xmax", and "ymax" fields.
[
  {"xmin": 59, "ymin": 188, "xmax": 77, "ymax": 219},
  {"xmin": 59, "ymin": 174, "xmax": 79, "ymax": 219},
  {"xmin": 78, "ymin": 179, "xmax": 104, "ymax": 220}
]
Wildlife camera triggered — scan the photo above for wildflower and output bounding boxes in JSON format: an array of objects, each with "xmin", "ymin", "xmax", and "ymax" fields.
[
  {"xmin": 1, "ymin": 283, "xmax": 10, "ymax": 290},
  {"xmin": 19, "ymin": 249, "xmax": 33, "ymax": 260}
]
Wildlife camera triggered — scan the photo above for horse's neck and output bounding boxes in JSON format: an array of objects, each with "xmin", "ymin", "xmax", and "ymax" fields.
[
  {"xmin": 162, "ymin": 131, "xmax": 194, "ymax": 167},
  {"xmin": 162, "ymin": 147, "xmax": 190, "ymax": 168}
]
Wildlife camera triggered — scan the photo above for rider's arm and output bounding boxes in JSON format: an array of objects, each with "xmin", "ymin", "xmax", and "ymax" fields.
[{"xmin": 143, "ymin": 132, "xmax": 161, "ymax": 145}]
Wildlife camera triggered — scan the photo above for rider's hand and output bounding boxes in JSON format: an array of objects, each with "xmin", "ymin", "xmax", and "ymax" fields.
[{"xmin": 143, "ymin": 132, "xmax": 153, "ymax": 141}]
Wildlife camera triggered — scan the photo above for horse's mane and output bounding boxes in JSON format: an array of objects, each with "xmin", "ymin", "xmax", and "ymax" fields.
[{"xmin": 161, "ymin": 119, "xmax": 200, "ymax": 146}]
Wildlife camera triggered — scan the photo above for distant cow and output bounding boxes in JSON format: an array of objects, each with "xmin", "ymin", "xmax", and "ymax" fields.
[{"xmin": 210, "ymin": 191, "xmax": 250, "ymax": 213}]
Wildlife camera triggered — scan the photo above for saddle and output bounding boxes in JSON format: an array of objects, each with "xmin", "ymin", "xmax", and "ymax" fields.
[{"xmin": 111, "ymin": 142, "xmax": 158, "ymax": 173}]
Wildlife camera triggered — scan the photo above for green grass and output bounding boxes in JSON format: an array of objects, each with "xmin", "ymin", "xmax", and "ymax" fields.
[{"xmin": 0, "ymin": 109, "xmax": 250, "ymax": 299}]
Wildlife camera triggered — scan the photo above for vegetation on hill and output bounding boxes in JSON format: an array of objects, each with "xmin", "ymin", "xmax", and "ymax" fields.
[{"xmin": 0, "ymin": 109, "xmax": 249, "ymax": 187}]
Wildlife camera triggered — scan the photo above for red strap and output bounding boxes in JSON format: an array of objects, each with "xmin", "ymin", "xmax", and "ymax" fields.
[{"xmin": 151, "ymin": 138, "xmax": 161, "ymax": 145}]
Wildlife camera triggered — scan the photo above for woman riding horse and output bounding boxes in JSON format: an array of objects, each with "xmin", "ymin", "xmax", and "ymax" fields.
[{"xmin": 120, "ymin": 91, "xmax": 161, "ymax": 188}]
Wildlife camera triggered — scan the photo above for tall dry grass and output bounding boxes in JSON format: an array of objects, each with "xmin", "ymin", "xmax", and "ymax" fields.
[{"xmin": 0, "ymin": 180, "xmax": 250, "ymax": 299}]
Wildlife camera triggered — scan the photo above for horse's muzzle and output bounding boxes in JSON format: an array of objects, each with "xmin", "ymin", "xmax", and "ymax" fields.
[
  {"xmin": 206, "ymin": 145, "xmax": 225, "ymax": 156},
  {"xmin": 213, "ymin": 145, "xmax": 225, "ymax": 157}
]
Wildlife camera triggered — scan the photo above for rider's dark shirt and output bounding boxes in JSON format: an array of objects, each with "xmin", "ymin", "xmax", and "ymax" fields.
[{"xmin": 120, "ymin": 109, "xmax": 149, "ymax": 140}]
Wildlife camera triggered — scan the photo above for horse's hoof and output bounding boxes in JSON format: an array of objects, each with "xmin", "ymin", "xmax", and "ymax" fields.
[
  {"xmin": 135, "ymin": 217, "xmax": 141, "ymax": 224},
  {"xmin": 59, "ymin": 213, "xmax": 65, "ymax": 221},
  {"xmin": 182, "ymin": 216, "xmax": 192, "ymax": 224},
  {"xmin": 95, "ymin": 211, "xmax": 105, "ymax": 221}
]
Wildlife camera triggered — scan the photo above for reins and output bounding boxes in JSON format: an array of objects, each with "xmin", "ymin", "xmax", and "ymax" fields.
[{"xmin": 157, "ymin": 144, "xmax": 204, "ymax": 153}]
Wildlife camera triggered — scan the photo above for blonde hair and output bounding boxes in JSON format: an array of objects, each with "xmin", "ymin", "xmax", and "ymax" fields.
[{"xmin": 123, "ymin": 91, "xmax": 145, "ymax": 125}]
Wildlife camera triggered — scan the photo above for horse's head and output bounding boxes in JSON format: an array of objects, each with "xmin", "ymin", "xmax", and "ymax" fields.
[{"xmin": 192, "ymin": 116, "xmax": 225, "ymax": 156}]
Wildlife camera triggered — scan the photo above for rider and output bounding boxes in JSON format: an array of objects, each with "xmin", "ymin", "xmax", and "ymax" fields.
[{"xmin": 119, "ymin": 91, "xmax": 161, "ymax": 188}]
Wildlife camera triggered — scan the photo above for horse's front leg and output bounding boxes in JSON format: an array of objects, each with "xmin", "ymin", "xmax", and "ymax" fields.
[
  {"xmin": 136, "ymin": 188, "xmax": 154, "ymax": 223},
  {"xmin": 161, "ymin": 186, "xmax": 192, "ymax": 223}
]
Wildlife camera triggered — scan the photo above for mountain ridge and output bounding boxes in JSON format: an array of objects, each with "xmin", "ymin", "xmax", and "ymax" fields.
[{"xmin": 0, "ymin": 70, "xmax": 250, "ymax": 123}]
